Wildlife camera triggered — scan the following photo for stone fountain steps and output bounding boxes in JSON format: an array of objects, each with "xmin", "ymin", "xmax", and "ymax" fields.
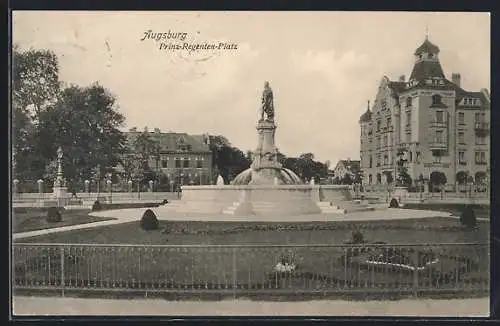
[{"xmin": 316, "ymin": 201, "xmax": 376, "ymax": 214}]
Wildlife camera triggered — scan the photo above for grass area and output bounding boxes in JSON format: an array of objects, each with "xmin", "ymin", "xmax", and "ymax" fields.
[
  {"xmin": 12, "ymin": 208, "xmax": 116, "ymax": 233},
  {"xmin": 13, "ymin": 216, "xmax": 489, "ymax": 293},
  {"xmin": 402, "ymin": 203, "xmax": 490, "ymax": 220},
  {"xmin": 16, "ymin": 216, "xmax": 489, "ymax": 245}
]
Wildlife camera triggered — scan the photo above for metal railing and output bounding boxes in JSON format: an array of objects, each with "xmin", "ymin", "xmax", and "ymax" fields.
[{"xmin": 12, "ymin": 243, "xmax": 489, "ymax": 297}]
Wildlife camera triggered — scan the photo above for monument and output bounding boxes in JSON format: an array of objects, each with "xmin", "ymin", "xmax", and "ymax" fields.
[
  {"xmin": 51, "ymin": 146, "xmax": 69, "ymax": 205},
  {"xmin": 232, "ymin": 81, "xmax": 303, "ymax": 186},
  {"xmin": 152, "ymin": 82, "xmax": 364, "ymax": 218}
]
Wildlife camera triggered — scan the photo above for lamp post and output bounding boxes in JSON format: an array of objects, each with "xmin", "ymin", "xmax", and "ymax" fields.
[
  {"xmin": 149, "ymin": 180, "xmax": 154, "ymax": 193},
  {"xmin": 128, "ymin": 180, "xmax": 133, "ymax": 194}
]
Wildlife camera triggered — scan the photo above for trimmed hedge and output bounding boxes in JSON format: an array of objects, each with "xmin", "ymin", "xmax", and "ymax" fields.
[
  {"xmin": 46, "ymin": 207, "xmax": 63, "ymax": 223},
  {"xmin": 140, "ymin": 209, "xmax": 159, "ymax": 230},
  {"xmin": 91, "ymin": 201, "xmax": 102, "ymax": 212},
  {"xmin": 460, "ymin": 205, "xmax": 477, "ymax": 228},
  {"xmin": 389, "ymin": 198, "xmax": 399, "ymax": 208}
]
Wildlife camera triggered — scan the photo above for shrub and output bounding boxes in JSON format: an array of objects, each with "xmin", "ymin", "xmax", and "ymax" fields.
[
  {"xmin": 459, "ymin": 205, "xmax": 477, "ymax": 229},
  {"xmin": 389, "ymin": 198, "xmax": 399, "ymax": 208},
  {"xmin": 46, "ymin": 207, "xmax": 62, "ymax": 223},
  {"xmin": 351, "ymin": 230, "xmax": 365, "ymax": 244},
  {"xmin": 140, "ymin": 209, "xmax": 159, "ymax": 230},
  {"xmin": 91, "ymin": 200, "xmax": 102, "ymax": 211}
]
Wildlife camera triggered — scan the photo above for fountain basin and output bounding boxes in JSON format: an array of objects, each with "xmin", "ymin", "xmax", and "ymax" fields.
[{"xmin": 155, "ymin": 184, "xmax": 355, "ymax": 217}]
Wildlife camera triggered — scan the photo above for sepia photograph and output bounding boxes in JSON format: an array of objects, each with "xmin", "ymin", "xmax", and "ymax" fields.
[{"xmin": 10, "ymin": 10, "xmax": 491, "ymax": 317}]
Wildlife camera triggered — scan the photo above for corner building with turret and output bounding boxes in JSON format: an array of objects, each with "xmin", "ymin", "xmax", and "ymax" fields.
[{"xmin": 359, "ymin": 37, "xmax": 490, "ymax": 190}]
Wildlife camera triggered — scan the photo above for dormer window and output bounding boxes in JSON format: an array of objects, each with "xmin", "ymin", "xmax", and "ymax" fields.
[
  {"xmin": 406, "ymin": 97, "xmax": 412, "ymax": 107},
  {"xmin": 428, "ymin": 53, "xmax": 433, "ymax": 59},
  {"xmin": 432, "ymin": 94, "xmax": 442, "ymax": 105}
]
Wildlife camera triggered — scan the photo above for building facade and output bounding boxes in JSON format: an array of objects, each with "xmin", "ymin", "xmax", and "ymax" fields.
[
  {"xmin": 359, "ymin": 37, "xmax": 490, "ymax": 189},
  {"xmin": 122, "ymin": 128, "xmax": 213, "ymax": 187},
  {"xmin": 332, "ymin": 159, "xmax": 360, "ymax": 181}
]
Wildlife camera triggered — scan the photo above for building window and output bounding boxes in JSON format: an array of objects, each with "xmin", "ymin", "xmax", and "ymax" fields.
[
  {"xmin": 406, "ymin": 97, "xmax": 412, "ymax": 107},
  {"xmin": 369, "ymin": 156, "xmax": 373, "ymax": 168},
  {"xmin": 406, "ymin": 132, "xmax": 411, "ymax": 143},
  {"xmin": 376, "ymin": 154, "xmax": 381, "ymax": 167},
  {"xmin": 196, "ymin": 158, "xmax": 203, "ymax": 168},
  {"xmin": 475, "ymin": 151, "xmax": 486, "ymax": 165},
  {"xmin": 476, "ymin": 135, "xmax": 486, "ymax": 145},
  {"xmin": 175, "ymin": 158, "xmax": 181, "ymax": 168},
  {"xmin": 458, "ymin": 151, "xmax": 466, "ymax": 164},
  {"xmin": 368, "ymin": 174, "xmax": 372, "ymax": 185},
  {"xmin": 458, "ymin": 112, "xmax": 465, "ymax": 125},
  {"xmin": 406, "ymin": 112, "xmax": 411, "ymax": 126},
  {"xmin": 183, "ymin": 157, "xmax": 190, "ymax": 168},
  {"xmin": 475, "ymin": 112, "xmax": 485, "ymax": 123},
  {"xmin": 387, "ymin": 117, "xmax": 392, "ymax": 129},
  {"xmin": 376, "ymin": 136, "xmax": 381, "ymax": 148},
  {"xmin": 383, "ymin": 155, "xmax": 388, "ymax": 165},
  {"xmin": 409, "ymin": 151, "xmax": 413, "ymax": 163},
  {"xmin": 161, "ymin": 160, "xmax": 168, "ymax": 168},
  {"xmin": 432, "ymin": 94, "xmax": 442, "ymax": 105},
  {"xmin": 377, "ymin": 120, "xmax": 381, "ymax": 132},
  {"xmin": 433, "ymin": 152, "xmax": 442, "ymax": 163},
  {"xmin": 435, "ymin": 111, "xmax": 444, "ymax": 123},
  {"xmin": 435, "ymin": 130, "xmax": 444, "ymax": 143},
  {"xmin": 458, "ymin": 132, "xmax": 465, "ymax": 144}
]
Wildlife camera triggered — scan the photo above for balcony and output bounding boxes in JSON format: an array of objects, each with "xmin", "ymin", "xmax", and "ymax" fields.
[
  {"xmin": 429, "ymin": 121, "xmax": 447, "ymax": 129},
  {"xmin": 428, "ymin": 141, "xmax": 447, "ymax": 150},
  {"xmin": 474, "ymin": 122, "xmax": 489, "ymax": 137}
]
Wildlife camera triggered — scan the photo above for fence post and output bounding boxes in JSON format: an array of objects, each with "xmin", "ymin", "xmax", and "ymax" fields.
[
  {"xmin": 60, "ymin": 246, "xmax": 65, "ymax": 297},
  {"xmin": 412, "ymin": 249, "xmax": 419, "ymax": 297},
  {"xmin": 232, "ymin": 248, "xmax": 237, "ymax": 299}
]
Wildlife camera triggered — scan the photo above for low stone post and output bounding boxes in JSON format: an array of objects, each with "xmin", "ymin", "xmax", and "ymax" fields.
[{"xmin": 37, "ymin": 179, "xmax": 44, "ymax": 200}]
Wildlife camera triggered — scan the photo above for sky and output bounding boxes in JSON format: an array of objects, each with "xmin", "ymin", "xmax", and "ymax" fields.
[{"xmin": 12, "ymin": 11, "xmax": 490, "ymax": 165}]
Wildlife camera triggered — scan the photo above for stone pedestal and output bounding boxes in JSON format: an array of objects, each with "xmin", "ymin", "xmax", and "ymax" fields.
[{"xmin": 251, "ymin": 119, "xmax": 281, "ymax": 171}]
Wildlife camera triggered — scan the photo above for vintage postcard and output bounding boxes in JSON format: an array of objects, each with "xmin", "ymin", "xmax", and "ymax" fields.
[{"xmin": 10, "ymin": 11, "xmax": 491, "ymax": 318}]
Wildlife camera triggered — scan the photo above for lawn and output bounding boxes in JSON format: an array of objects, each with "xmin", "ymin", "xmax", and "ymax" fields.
[
  {"xmin": 12, "ymin": 208, "xmax": 116, "ymax": 233},
  {"xmin": 13, "ymin": 217, "xmax": 489, "ymax": 293},
  {"xmin": 16, "ymin": 216, "xmax": 489, "ymax": 245}
]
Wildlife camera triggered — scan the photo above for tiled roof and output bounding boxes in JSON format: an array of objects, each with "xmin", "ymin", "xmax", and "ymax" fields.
[
  {"xmin": 335, "ymin": 160, "xmax": 360, "ymax": 171},
  {"xmin": 414, "ymin": 38, "xmax": 440, "ymax": 55},
  {"xmin": 409, "ymin": 60, "xmax": 445, "ymax": 81},
  {"xmin": 125, "ymin": 131, "xmax": 211, "ymax": 153}
]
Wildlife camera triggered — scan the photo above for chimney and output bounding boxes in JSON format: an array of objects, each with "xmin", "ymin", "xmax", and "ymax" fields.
[
  {"xmin": 399, "ymin": 75, "xmax": 405, "ymax": 82},
  {"xmin": 452, "ymin": 73, "xmax": 461, "ymax": 87}
]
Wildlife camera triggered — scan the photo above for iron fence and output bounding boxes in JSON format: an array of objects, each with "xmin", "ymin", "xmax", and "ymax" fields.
[{"xmin": 12, "ymin": 243, "xmax": 489, "ymax": 297}]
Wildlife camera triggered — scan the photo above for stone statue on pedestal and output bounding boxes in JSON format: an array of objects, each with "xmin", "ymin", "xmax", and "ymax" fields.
[{"xmin": 260, "ymin": 81, "xmax": 274, "ymax": 122}]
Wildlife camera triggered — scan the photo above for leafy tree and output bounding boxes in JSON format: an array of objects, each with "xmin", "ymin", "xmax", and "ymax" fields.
[
  {"xmin": 341, "ymin": 173, "xmax": 353, "ymax": 185},
  {"xmin": 12, "ymin": 46, "xmax": 60, "ymax": 118},
  {"xmin": 12, "ymin": 46, "xmax": 61, "ymax": 180},
  {"xmin": 37, "ymin": 83, "xmax": 126, "ymax": 185}
]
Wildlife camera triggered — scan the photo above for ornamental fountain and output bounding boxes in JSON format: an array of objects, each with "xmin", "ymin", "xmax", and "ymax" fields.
[{"xmin": 155, "ymin": 81, "xmax": 363, "ymax": 218}]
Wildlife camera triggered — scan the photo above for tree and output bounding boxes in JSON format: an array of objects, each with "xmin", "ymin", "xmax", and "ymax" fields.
[
  {"xmin": 341, "ymin": 173, "xmax": 353, "ymax": 185},
  {"xmin": 207, "ymin": 135, "xmax": 250, "ymax": 183},
  {"xmin": 12, "ymin": 46, "xmax": 60, "ymax": 118},
  {"xmin": 12, "ymin": 46, "xmax": 61, "ymax": 180},
  {"xmin": 37, "ymin": 83, "xmax": 126, "ymax": 185}
]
